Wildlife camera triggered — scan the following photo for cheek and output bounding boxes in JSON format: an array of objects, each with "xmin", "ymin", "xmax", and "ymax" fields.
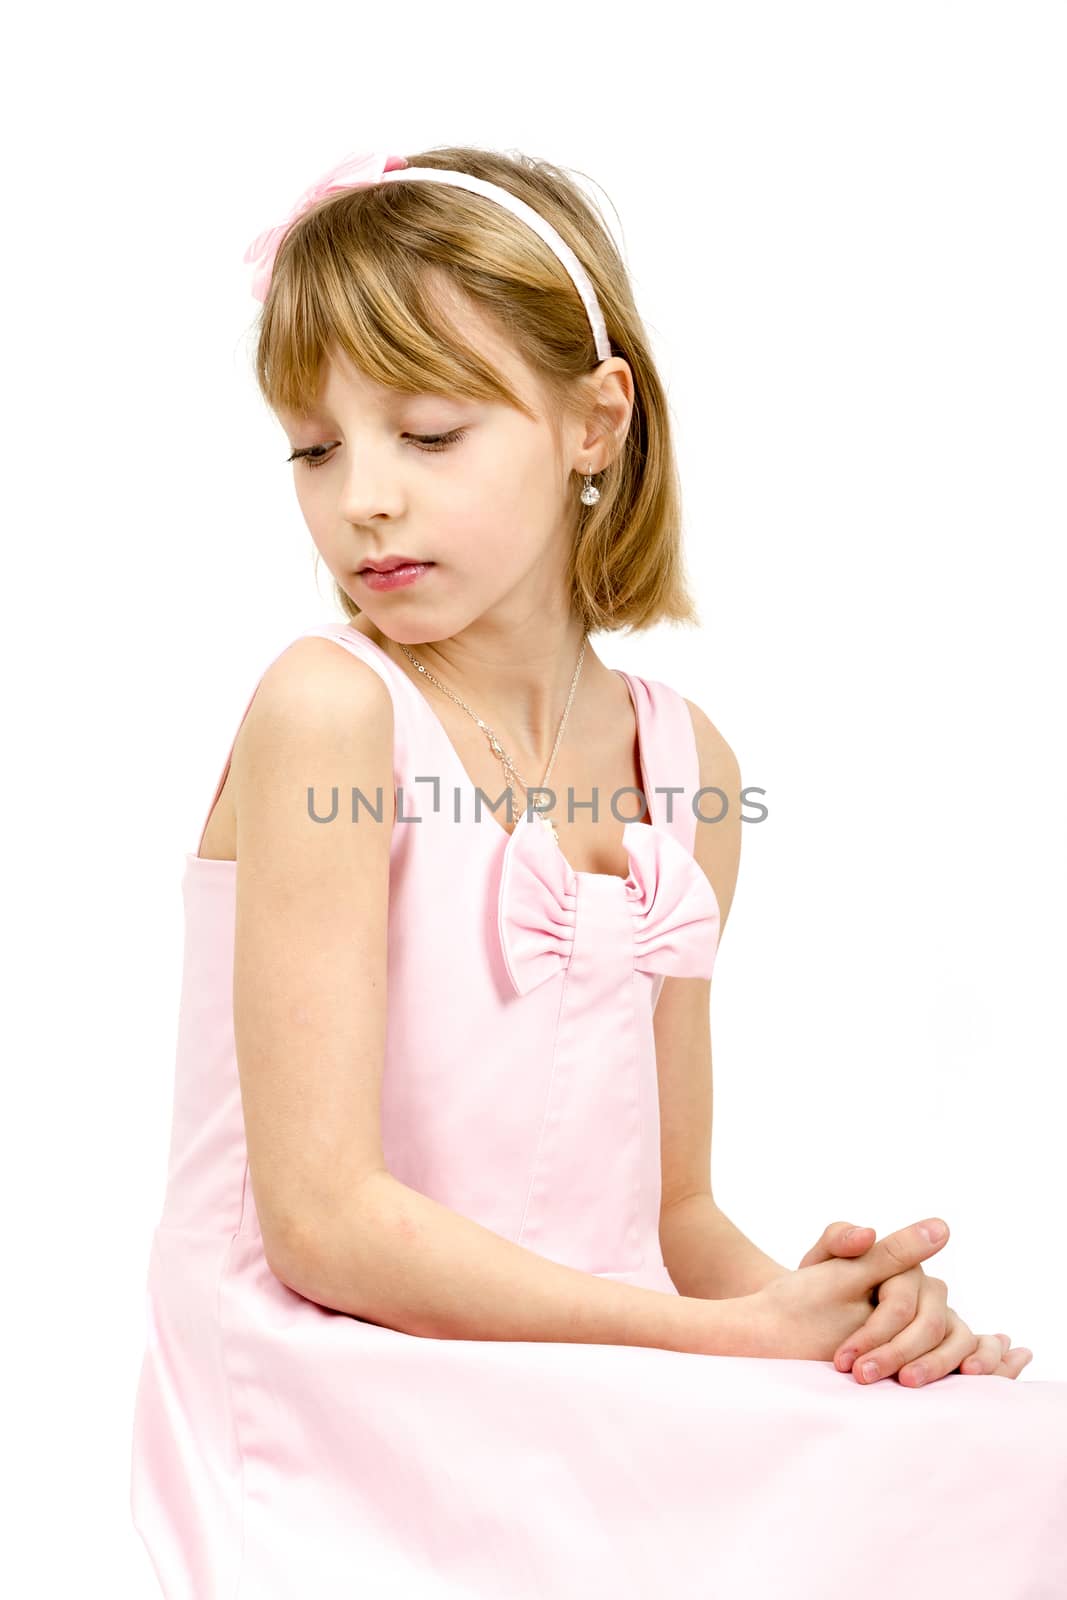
[
  {"xmin": 300, "ymin": 512, "xmax": 343, "ymax": 569},
  {"xmin": 293, "ymin": 481, "xmax": 335, "ymax": 541},
  {"xmin": 505, "ymin": 441, "xmax": 566, "ymax": 516},
  {"xmin": 292, "ymin": 476, "xmax": 318, "ymax": 525}
]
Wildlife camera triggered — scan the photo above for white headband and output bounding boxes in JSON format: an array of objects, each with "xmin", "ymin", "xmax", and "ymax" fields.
[{"xmin": 243, "ymin": 149, "xmax": 612, "ymax": 363}]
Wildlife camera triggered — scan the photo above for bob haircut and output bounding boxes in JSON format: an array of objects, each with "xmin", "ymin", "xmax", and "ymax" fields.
[{"xmin": 248, "ymin": 144, "xmax": 701, "ymax": 635}]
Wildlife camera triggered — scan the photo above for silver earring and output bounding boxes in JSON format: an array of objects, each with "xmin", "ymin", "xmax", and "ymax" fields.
[{"xmin": 579, "ymin": 464, "xmax": 601, "ymax": 506}]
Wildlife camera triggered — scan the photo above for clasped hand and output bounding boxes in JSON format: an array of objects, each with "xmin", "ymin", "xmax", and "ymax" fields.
[{"xmin": 798, "ymin": 1218, "xmax": 1033, "ymax": 1387}]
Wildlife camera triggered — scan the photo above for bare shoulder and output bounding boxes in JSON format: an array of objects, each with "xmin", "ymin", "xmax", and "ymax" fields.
[
  {"xmin": 229, "ymin": 635, "xmax": 394, "ymax": 807},
  {"xmin": 680, "ymin": 695, "xmax": 742, "ymax": 933},
  {"xmin": 225, "ymin": 631, "xmax": 398, "ymax": 889},
  {"xmin": 235, "ymin": 634, "xmax": 393, "ymax": 749}
]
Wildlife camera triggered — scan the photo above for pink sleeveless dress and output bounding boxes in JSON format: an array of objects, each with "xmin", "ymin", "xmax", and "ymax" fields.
[{"xmin": 130, "ymin": 620, "xmax": 1067, "ymax": 1598}]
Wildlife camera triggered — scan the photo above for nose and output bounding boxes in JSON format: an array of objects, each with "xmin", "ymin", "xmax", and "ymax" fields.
[{"xmin": 336, "ymin": 448, "xmax": 406, "ymax": 525}]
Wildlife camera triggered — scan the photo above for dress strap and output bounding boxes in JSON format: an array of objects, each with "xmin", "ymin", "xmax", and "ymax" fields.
[
  {"xmin": 615, "ymin": 671, "xmax": 701, "ymax": 858},
  {"xmin": 192, "ymin": 621, "xmax": 405, "ymax": 858}
]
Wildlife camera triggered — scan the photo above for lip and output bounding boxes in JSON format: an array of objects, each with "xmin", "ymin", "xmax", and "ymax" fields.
[
  {"xmin": 359, "ymin": 556, "xmax": 430, "ymax": 573},
  {"xmin": 357, "ymin": 561, "xmax": 435, "ymax": 593}
]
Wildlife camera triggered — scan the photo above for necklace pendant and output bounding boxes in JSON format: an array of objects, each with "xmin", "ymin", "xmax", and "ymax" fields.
[{"xmin": 538, "ymin": 814, "xmax": 560, "ymax": 845}]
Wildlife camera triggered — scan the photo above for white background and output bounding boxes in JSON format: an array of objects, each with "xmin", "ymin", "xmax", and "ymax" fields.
[{"xmin": 3, "ymin": 2, "xmax": 1064, "ymax": 1593}]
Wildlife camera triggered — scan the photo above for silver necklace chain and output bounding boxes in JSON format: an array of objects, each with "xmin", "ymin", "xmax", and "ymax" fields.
[{"xmin": 397, "ymin": 635, "xmax": 589, "ymax": 843}]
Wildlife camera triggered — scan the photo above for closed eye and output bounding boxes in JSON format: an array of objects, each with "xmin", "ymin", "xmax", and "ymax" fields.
[{"xmin": 287, "ymin": 429, "xmax": 470, "ymax": 469}]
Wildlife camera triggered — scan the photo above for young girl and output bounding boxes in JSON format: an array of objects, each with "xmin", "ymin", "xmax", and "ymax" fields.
[{"xmin": 130, "ymin": 145, "xmax": 1067, "ymax": 1598}]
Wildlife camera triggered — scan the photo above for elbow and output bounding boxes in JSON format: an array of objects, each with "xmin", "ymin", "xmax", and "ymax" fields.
[
  {"xmin": 264, "ymin": 1214, "xmax": 377, "ymax": 1319},
  {"xmin": 263, "ymin": 1230, "xmax": 314, "ymax": 1296},
  {"xmin": 261, "ymin": 1214, "xmax": 324, "ymax": 1299},
  {"xmin": 262, "ymin": 1173, "xmax": 426, "ymax": 1332}
]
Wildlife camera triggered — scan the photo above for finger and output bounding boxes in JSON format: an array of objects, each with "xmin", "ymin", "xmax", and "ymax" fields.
[
  {"xmin": 960, "ymin": 1333, "xmax": 1010, "ymax": 1375},
  {"xmin": 996, "ymin": 1348, "xmax": 1034, "ymax": 1379},
  {"xmin": 936, "ymin": 1332, "xmax": 1005, "ymax": 1380},
  {"xmin": 978, "ymin": 1341, "xmax": 1032, "ymax": 1380},
  {"xmin": 797, "ymin": 1222, "xmax": 875, "ymax": 1270},
  {"xmin": 836, "ymin": 1270, "xmax": 947, "ymax": 1374},
  {"xmin": 975, "ymin": 1334, "xmax": 1031, "ymax": 1377},
  {"xmin": 871, "ymin": 1312, "xmax": 979, "ymax": 1387},
  {"xmin": 850, "ymin": 1287, "xmax": 953, "ymax": 1385},
  {"xmin": 860, "ymin": 1218, "xmax": 949, "ymax": 1287}
]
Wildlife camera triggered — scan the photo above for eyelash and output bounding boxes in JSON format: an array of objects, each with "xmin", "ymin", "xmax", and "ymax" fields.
[{"xmin": 287, "ymin": 429, "xmax": 469, "ymax": 470}]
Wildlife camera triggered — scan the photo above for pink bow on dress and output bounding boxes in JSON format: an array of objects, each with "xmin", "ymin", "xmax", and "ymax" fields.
[
  {"xmin": 497, "ymin": 812, "xmax": 720, "ymax": 997},
  {"xmin": 243, "ymin": 150, "xmax": 409, "ymax": 303}
]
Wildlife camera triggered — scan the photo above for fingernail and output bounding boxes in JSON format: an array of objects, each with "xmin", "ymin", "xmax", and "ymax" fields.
[
  {"xmin": 843, "ymin": 1227, "xmax": 859, "ymax": 1241},
  {"xmin": 909, "ymin": 1363, "xmax": 927, "ymax": 1385},
  {"xmin": 859, "ymin": 1360, "xmax": 879, "ymax": 1382},
  {"xmin": 838, "ymin": 1349, "xmax": 856, "ymax": 1369},
  {"xmin": 918, "ymin": 1222, "xmax": 946, "ymax": 1243}
]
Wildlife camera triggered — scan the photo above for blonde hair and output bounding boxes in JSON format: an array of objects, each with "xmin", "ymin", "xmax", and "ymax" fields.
[{"xmin": 248, "ymin": 144, "xmax": 701, "ymax": 635}]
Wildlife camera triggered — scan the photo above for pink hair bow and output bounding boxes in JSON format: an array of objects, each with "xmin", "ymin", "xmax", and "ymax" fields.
[{"xmin": 242, "ymin": 150, "xmax": 409, "ymax": 304}]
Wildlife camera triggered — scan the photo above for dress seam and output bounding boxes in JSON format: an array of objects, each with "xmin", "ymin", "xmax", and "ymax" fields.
[
  {"xmin": 217, "ymin": 1233, "xmax": 248, "ymax": 1600},
  {"xmin": 514, "ymin": 969, "xmax": 571, "ymax": 1249},
  {"xmin": 630, "ymin": 961, "xmax": 646, "ymax": 1271}
]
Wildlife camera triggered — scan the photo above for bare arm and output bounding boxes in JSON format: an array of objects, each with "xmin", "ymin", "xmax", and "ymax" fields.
[
  {"xmin": 229, "ymin": 638, "xmax": 764, "ymax": 1358},
  {"xmin": 654, "ymin": 699, "xmax": 787, "ymax": 1297},
  {"xmin": 659, "ymin": 1192, "xmax": 788, "ymax": 1299},
  {"xmin": 276, "ymin": 1166, "xmax": 767, "ymax": 1355}
]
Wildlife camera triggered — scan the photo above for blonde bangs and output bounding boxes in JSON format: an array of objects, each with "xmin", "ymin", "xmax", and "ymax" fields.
[{"xmin": 254, "ymin": 188, "xmax": 546, "ymax": 421}]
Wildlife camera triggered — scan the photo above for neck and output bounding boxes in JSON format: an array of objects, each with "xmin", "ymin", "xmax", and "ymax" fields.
[{"xmin": 368, "ymin": 616, "xmax": 593, "ymax": 764}]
